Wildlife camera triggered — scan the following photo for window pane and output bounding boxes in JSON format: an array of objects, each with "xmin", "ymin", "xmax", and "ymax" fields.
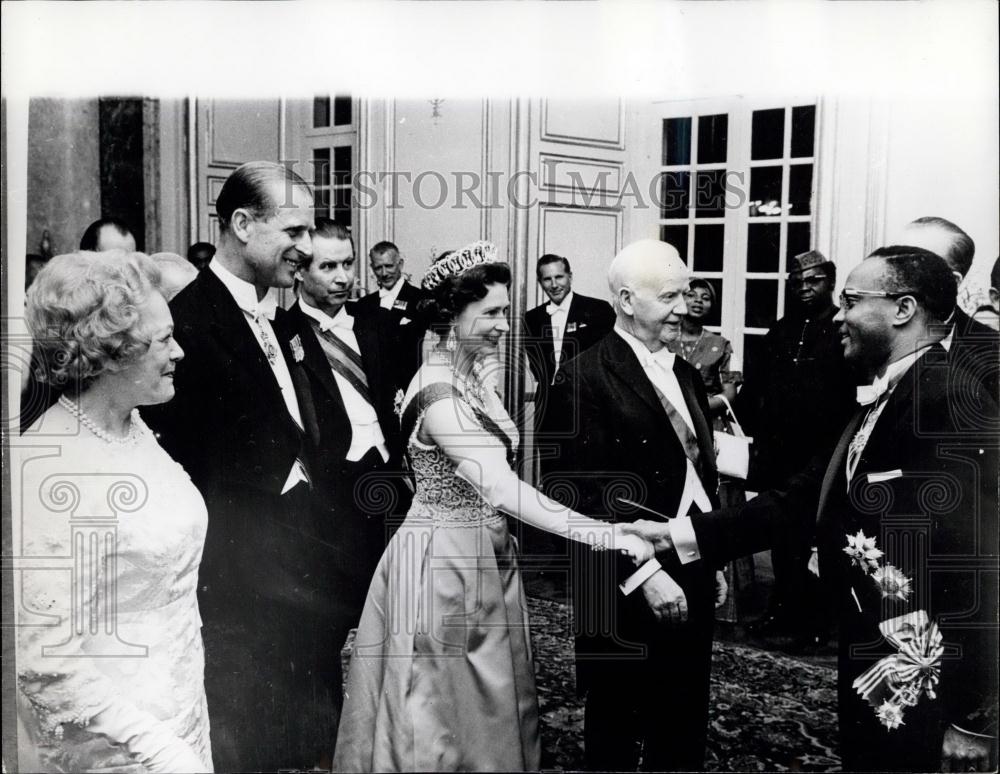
[
  {"xmin": 697, "ymin": 113, "xmax": 728, "ymax": 164},
  {"xmin": 788, "ymin": 164, "xmax": 812, "ymax": 216},
  {"xmin": 660, "ymin": 171, "xmax": 690, "ymax": 219},
  {"xmin": 786, "ymin": 222, "xmax": 811, "ymax": 271},
  {"xmin": 334, "ymin": 146, "xmax": 352, "ymax": 186},
  {"xmin": 745, "ymin": 279, "xmax": 778, "ymax": 328},
  {"xmin": 791, "ymin": 105, "xmax": 816, "ymax": 158},
  {"xmin": 312, "ymin": 148, "xmax": 330, "ymax": 188},
  {"xmin": 749, "ymin": 166, "xmax": 782, "ymax": 217},
  {"xmin": 314, "ymin": 188, "xmax": 330, "ymax": 217},
  {"xmin": 313, "ymin": 97, "xmax": 331, "ymax": 128},
  {"xmin": 333, "ymin": 188, "xmax": 351, "ymax": 226},
  {"xmin": 312, "ymin": 148, "xmax": 331, "ymax": 217},
  {"xmin": 662, "ymin": 117, "xmax": 692, "ymax": 166},
  {"xmin": 747, "ymin": 223, "xmax": 780, "ymax": 273},
  {"xmin": 660, "ymin": 225, "xmax": 689, "ymax": 262},
  {"xmin": 333, "ymin": 95, "xmax": 352, "ymax": 126},
  {"xmin": 694, "ymin": 169, "xmax": 726, "ymax": 218},
  {"xmin": 751, "ymin": 108, "xmax": 785, "ymax": 160},
  {"xmin": 692, "ymin": 224, "xmax": 724, "ymax": 272},
  {"xmin": 690, "ymin": 277, "xmax": 723, "ymax": 327}
]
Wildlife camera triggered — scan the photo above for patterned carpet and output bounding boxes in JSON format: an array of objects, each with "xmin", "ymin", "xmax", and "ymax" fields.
[{"xmin": 529, "ymin": 596, "xmax": 840, "ymax": 772}]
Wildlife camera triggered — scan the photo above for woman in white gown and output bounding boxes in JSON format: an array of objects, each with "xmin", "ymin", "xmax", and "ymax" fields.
[
  {"xmin": 334, "ymin": 242, "xmax": 651, "ymax": 772},
  {"xmin": 16, "ymin": 251, "xmax": 211, "ymax": 773}
]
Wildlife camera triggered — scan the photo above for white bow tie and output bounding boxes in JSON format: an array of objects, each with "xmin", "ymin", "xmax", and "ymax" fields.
[
  {"xmin": 319, "ymin": 311, "xmax": 354, "ymax": 333},
  {"xmin": 643, "ymin": 348, "xmax": 675, "ymax": 371},
  {"xmin": 252, "ymin": 296, "xmax": 278, "ymax": 322},
  {"xmin": 856, "ymin": 375, "xmax": 890, "ymax": 406},
  {"xmin": 547, "ymin": 302, "xmax": 567, "ymax": 316}
]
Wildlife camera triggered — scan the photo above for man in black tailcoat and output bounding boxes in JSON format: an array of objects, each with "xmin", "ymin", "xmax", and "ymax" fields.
[
  {"xmin": 357, "ymin": 240, "xmax": 431, "ymax": 386},
  {"xmin": 144, "ymin": 161, "xmax": 338, "ymax": 771},
  {"xmin": 550, "ymin": 239, "xmax": 722, "ymax": 771},
  {"xmin": 523, "ymin": 253, "xmax": 615, "ymax": 437},
  {"xmin": 279, "ymin": 219, "xmax": 411, "ymax": 707},
  {"xmin": 624, "ymin": 246, "xmax": 999, "ymax": 772}
]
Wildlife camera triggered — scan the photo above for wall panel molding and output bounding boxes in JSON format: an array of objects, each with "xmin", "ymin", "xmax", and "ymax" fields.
[
  {"xmin": 539, "ymin": 152, "xmax": 623, "ymax": 196},
  {"xmin": 540, "ymin": 99, "xmax": 625, "ymax": 150}
]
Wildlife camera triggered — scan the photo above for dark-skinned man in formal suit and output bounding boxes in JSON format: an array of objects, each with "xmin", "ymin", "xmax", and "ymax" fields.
[{"xmin": 623, "ymin": 246, "xmax": 999, "ymax": 772}]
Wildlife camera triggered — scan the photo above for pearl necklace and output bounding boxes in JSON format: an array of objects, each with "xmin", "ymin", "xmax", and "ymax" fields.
[{"xmin": 58, "ymin": 395, "xmax": 147, "ymax": 446}]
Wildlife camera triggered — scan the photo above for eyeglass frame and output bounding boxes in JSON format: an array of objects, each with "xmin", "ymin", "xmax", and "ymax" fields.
[{"xmin": 839, "ymin": 287, "xmax": 923, "ymax": 309}]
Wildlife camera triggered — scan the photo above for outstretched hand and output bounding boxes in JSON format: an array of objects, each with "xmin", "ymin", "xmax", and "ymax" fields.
[
  {"xmin": 613, "ymin": 528, "xmax": 655, "ymax": 565},
  {"xmin": 618, "ymin": 519, "xmax": 674, "ymax": 555}
]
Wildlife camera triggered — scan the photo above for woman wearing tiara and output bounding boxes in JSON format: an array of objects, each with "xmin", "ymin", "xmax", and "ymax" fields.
[{"xmin": 333, "ymin": 242, "xmax": 652, "ymax": 772}]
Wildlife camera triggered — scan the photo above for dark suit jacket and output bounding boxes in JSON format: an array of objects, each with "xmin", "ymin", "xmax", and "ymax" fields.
[
  {"xmin": 688, "ymin": 347, "xmax": 999, "ymax": 770},
  {"xmin": 143, "ymin": 269, "xmax": 327, "ymax": 618},
  {"xmin": 551, "ymin": 331, "xmax": 719, "ymax": 687},
  {"xmin": 523, "ymin": 293, "xmax": 615, "ymax": 427},
  {"xmin": 358, "ymin": 280, "xmax": 432, "ymax": 386},
  {"xmin": 950, "ymin": 306, "xmax": 1000, "ymax": 401},
  {"xmin": 279, "ymin": 301, "xmax": 410, "ymax": 584}
]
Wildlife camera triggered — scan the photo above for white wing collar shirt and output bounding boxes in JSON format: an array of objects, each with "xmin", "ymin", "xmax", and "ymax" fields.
[
  {"xmin": 615, "ymin": 325, "xmax": 712, "ymax": 593},
  {"xmin": 209, "ymin": 260, "xmax": 309, "ymax": 493},
  {"xmin": 669, "ymin": 345, "xmax": 934, "ymax": 567},
  {"xmin": 299, "ymin": 300, "xmax": 390, "ymax": 463},
  {"xmin": 546, "ymin": 290, "xmax": 575, "ymax": 374},
  {"xmin": 378, "ymin": 276, "xmax": 405, "ymax": 310}
]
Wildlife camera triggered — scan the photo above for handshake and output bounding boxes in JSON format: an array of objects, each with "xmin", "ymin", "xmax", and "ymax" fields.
[
  {"xmin": 607, "ymin": 519, "xmax": 709, "ymax": 626},
  {"xmin": 604, "ymin": 519, "xmax": 675, "ymax": 565},
  {"xmin": 617, "ymin": 518, "xmax": 675, "ymax": 557}
]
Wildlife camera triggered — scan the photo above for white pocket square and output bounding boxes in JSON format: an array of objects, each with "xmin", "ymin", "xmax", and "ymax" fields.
[
  {"xmin": 400, "ymin": 317, "xmax": 411, "ymax": 325},
  {"xmin": 867, "ymin": 469, "xmax": 903, "ymax": 483}
]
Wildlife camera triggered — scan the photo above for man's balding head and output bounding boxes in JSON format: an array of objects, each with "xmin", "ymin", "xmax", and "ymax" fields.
[
  {"xmin": 608, "ymin": 239, "xmax": 690, "ymax": 349},
  {"xmin": 901, "ymin": 216, "xmax": 975, "ymax": 279},
  {"xmin": 80, "ymin": 217, "xmax": 136, "ymax": 253}
]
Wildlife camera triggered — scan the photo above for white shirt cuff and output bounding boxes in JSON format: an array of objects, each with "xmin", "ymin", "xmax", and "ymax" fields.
[
  {"xmin": 670, "ymin": 516, "xmax": 701, "ymax": 564},
  {"xmin": 619, "ymin": 558, "xmax": 662, "ymax": 596},
  {"xmin": 281, "ymin": 459, "xmax": 310, "ymax": 494}
]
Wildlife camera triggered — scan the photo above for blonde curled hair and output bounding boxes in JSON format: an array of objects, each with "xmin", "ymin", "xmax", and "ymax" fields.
[{"xmin": 26, "ymin": 250, "xmax": 163, "ymax": 389}]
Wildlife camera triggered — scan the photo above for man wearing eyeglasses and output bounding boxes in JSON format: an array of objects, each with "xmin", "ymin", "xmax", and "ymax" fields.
[
  {"xmin": 622, "ymin": 246, "xmax": 998, "ymax": 772},
  {"xmin": 738, "ymin": 249, "xmax": 856, "ymax": 647}
]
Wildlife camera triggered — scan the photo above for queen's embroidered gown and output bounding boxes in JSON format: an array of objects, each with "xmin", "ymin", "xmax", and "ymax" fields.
[{"xmin": 334, "ymin": 360, "xmax": 622, "ymax": 772}]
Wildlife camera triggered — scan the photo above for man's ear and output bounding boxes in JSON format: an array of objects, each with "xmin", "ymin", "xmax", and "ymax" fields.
[
  {"xmin": 893, "ymin": 295, "xmax": 920, "ymax": 326},
  {"xmin": 230, "ymin": 208, "xmax": 254, "ymax": 244},
  {"xmin": 618, "ymin": 287, "xmax": 634, "ymax": 316}
]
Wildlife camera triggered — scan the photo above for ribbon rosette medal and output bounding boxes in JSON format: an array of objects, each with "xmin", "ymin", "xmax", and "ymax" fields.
[
  {"xmin": 290, "ymin": 335, "xmax": 305, "ymax": 363},
  {"xmin": 842, "ymin": 531, "xmax": 942, "ymax": 730}
]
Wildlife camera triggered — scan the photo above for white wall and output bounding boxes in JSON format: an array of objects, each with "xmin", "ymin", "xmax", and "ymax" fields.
[{"xmin": 882, "ymin": 97, "xmax": 1000, "ymax": 297}]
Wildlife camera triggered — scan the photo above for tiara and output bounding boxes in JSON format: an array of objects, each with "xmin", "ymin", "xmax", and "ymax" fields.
[{"xmin": 421, "ymin": 241, "xmax": 501, "ymax": 290}]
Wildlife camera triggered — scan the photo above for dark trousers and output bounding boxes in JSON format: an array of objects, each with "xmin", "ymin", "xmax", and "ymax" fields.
[
  {"xmin": 582, "ymin": 622, "xmax": 714, "ymax": 771},
  {"xmin": 200, "ymin": 482, "xmax": 341, "ymax": 772}
]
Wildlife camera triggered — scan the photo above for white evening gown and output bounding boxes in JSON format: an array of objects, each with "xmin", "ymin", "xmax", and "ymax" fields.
[{"xmin": 15, "ymin": 405, "xmax": 212, "ymax": 772}]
